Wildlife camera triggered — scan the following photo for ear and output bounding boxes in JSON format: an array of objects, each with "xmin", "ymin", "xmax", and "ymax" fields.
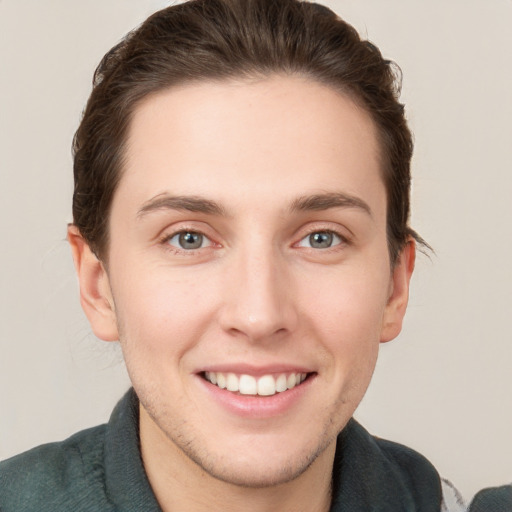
[
  {"xmin": 380, "ymin": 239, "xmax": 416, "ymax": 343},
  {"xmin": 67, "ymin": 225, "xmax": 119, "ymax": 342}
]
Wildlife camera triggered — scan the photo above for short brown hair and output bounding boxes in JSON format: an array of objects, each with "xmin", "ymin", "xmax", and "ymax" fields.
[{"xmin": 73, "ymin": 0, "xmax": 419, "ymax": 263}]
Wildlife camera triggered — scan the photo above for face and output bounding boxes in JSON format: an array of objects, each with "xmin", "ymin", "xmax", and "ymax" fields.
[{"xmin": 72, "ymin": 75, "xmax": 413, "ymax": 488}]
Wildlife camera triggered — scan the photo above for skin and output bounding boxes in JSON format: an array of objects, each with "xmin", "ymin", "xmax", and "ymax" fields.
[{"xmin": 69, "ymin": 75, "xmax": 415, "ymax": 512}]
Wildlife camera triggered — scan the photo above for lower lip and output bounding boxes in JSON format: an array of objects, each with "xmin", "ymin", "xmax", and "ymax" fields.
[{"xmin": 197, "ymin": 374, "xmax": 315, "ymax": 419}]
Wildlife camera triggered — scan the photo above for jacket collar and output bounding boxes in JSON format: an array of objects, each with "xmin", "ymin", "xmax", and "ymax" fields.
[
  {"xmin": 104, "ymin": 389, "xmax": 161, "ymax": 511},
  {"xmin": 331, "ymin": 419, "xmax": 442, "ymax": 511},
  {"xmin": 103, "ymin": 390, "xmax": 441, "ymax": 512}
]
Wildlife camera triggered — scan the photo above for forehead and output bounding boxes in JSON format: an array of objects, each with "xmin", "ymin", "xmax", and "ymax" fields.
[{"xmin": 117, "ymin": 75, "xmax": 384, "ymax": 216}]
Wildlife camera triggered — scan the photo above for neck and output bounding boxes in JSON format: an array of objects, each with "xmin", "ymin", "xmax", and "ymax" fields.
[{"xmin": 139, "ymin": 405, "xmax": 335, "ymax": 512}]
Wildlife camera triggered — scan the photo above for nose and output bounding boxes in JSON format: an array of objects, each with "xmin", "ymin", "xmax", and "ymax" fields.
[{"xmin": 218, "ymin": 246, "xmax": 298, "ymax": 343}]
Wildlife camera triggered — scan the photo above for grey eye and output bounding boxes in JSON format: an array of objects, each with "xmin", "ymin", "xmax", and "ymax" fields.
[
  {"xmin": 310, "ymin": 232, "xmax": 333, "ymax": 248},
  {"xmin": 168, "ymin": 231, "xmax": 209, "ymax": 250},
  {"xmin": 298, "ymin": 231, "xmax": 342, "ymax": 249}
]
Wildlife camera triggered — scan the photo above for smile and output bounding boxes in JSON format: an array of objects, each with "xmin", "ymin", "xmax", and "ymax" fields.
[{"xmin": 203, "ymin": 371, "xmax": 309, "ymax": 396}]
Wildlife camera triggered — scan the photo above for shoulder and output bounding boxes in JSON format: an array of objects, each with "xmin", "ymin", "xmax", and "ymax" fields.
[
  {"xmin": 373, "ymin": 435, "xmax": 441, "ymax": 487},
  {"xmin": 347, "ymin": 420, "xmax": 442, "ymax": 489},
  {"xmin": 333, "ymin": 420, "xmax": 443, "ymax": 511},
  {"xmin": 371, "ymin": 438, "xmax": 467, "ymax": 512},
  {"xmin": 469, "ymin": 484, "xmax": 512, "ymax": 512},
  {"xmin": 0, "ymin": 424, "xmax": 111, "ymax": 512}
]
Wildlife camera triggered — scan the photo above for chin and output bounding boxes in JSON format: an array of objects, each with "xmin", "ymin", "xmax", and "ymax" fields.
[
  {"xmin": 173, "ymin": 429, "xmax": 336, "ymax": 489},
  {"xmin": 207, "ymin": 467, "xmax": 309, "ymax": 489}
]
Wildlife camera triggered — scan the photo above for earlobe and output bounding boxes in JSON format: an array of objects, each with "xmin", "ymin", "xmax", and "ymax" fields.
[
  {"xmin": 380, "ymin": 239, "xmax": 416, "ymax": 343},
  {"xmin": 67, "ymin": 225, "xmax": 119, "ymax": 342}
]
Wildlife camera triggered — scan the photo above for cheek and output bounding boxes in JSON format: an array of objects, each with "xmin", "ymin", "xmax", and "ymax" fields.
[
  {"xmin": 302, "ymin": 266, "xmax": 390, "ymax": 335},
  {"xmin": 112, "ymin": 268, "xmax": 219, "ymax": 359},
  {"xmin": 300, "ymin": 267, "xmax": 389, "ymax": 377},
  {"xmin": 315, "ymin": 278, "xmax": 385, "ymax": 405}
]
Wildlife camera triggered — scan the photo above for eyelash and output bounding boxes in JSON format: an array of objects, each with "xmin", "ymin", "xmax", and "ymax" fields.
[
  {"xmin": 158, "ymin": 226, "xmax": 350, "ymax": 256},
  {"xmin": 159, "ymin": 229, "xmax": 215, "ymax": 256},
  {"xmin": 295, "ymin": 230, "xmax": 347, "ymax": 250}
]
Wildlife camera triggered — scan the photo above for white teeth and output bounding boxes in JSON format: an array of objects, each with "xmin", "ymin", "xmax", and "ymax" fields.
[
  {"xmin": 257, "ymin": 375, "xmax": 276, "ymax": 396},
  {"xmin": 226, "ymin": 373, "xmax": 239, "ymax": 392},
  {"xmin": 217, "ymin": 373, "xmax": 226, "ymax": 389},
  {"xmin": 239, "ymin": 374, "xmax": 257, "ymax": 395},
  {"xmin": 275, "ymin": 374, "xmax": 287, "ymax": 392},
  {"xmin": 204, "ymin": 371, "xmax": 308, "ymax": 396}
]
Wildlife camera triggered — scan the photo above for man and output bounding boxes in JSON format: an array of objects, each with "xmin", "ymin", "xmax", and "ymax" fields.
[{"xmin": 0, "ymin": 1, "xmax": 471, "ymax": 510}]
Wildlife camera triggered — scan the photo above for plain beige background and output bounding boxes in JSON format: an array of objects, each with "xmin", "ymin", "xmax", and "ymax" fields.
[{"xmin": 1, "ymin": 0, "xmax": 510, "ymax": 502}]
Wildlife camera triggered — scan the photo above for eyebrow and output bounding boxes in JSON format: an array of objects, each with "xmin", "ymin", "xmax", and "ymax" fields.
[
  {"xmin": 137, "ymin": 194, "xmax": 227, "ymax": 218},
  {"xmin": 289, "ymin": 192, "xmax": 372, "ymax": 216},
  {"xmin": 137, "ymin": 191, "xmax": 372, "ymax": 219}
]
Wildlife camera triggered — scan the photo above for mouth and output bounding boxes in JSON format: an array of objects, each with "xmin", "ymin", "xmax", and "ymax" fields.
[{"xmin": 202, "ymin": 371, "xmax": 312, "ymax": 397}]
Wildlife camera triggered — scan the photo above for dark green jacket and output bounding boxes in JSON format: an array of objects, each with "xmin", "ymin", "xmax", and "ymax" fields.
[
  {"xmin": 0, "ymin": 389, "xmax": 442, "ymax": 511},
  {"xmin": 468, "ymin": 484, "xmax": 512, "ymax": 512}
]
